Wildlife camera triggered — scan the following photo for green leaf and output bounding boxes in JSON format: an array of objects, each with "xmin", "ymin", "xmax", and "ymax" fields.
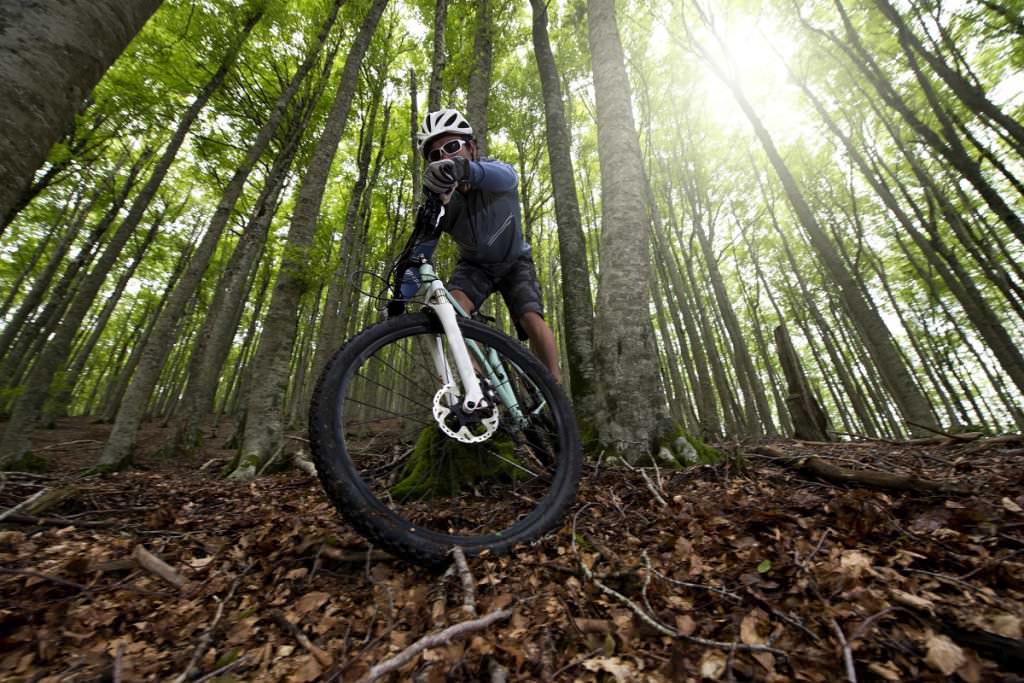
[{"xmin": 757, "ymin": 559, "xmax": 772, "ymax": 574}]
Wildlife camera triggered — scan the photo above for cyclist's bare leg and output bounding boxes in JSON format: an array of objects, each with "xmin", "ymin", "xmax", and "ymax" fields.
[
  {"xmin": 518, "ymin": 311, "xmax": 562, "ymax": 384},
  {"xmin": 450, "ymin": 289, "xmax": 475, "ymax": 315}
]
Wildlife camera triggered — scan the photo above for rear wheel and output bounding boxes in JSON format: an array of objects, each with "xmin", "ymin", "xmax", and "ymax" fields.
[{"xmin": 309, "ymin": 312, "xmax": 581, "ymax": 567}]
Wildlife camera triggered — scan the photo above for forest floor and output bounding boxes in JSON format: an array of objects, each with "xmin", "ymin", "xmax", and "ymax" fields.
[{"xmin": 1, "ymin": 417, "xmax": 1023, "ymax": 682}]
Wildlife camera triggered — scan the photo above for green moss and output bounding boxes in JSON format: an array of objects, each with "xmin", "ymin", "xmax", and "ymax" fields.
[
  {"xmin": 2, "ymin": 451, "xmax": 48, "ymax": 473},
  {"xmin": 653, "ymin": 427, "xmax": 727, "ymax": 468},
  {"xmin": 391, "ymin": 426, "xmax": 526, "ymax": 500}
]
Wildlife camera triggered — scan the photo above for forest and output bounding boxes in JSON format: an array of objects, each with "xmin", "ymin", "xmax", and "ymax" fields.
[{"xmin": 0, "ymin": 0, "xmax": 1022, "ymax": 680}]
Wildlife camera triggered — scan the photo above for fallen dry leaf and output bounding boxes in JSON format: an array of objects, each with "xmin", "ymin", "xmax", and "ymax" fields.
[{"xmin": 924, "ymin": 632, "xmax": 966, "ymax": 675}]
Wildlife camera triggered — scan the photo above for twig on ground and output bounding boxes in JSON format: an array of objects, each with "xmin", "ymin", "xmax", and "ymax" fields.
[
  {"xmin": 451, "ymin": 546, "xmax": 477, "ymax": 617},
  {"xmin": 113, "ymin": 643, "xmax": 125, "ymax": 683},
  {"xmin": 0, "ymin": 489, "xmax": 49, "ymax": 522},
  {"xmin": 850, "ymin": 607, "xmax": 901, "ymax": 643},
  {"xmin": 0, "ymin": 512, "xmax": 120, "ymax": 528},
  {"xmin": 578, "ymin": 561, "xmax": 787, "ymax": 657},
  {"xmin": 800, "ymin": 528, "xmax": 832, "ymax": 569},
  {"xmin": 173, "ymin": 565, "xmax": 250, "ymax": 683},
  {"xmin": 35, "ymin": 439, "xmax": 102, "ymax": 452},
  {"xmin": 432, "ymin": 565, "xmax": 455, "ymax": 626},
  {"xmin": 640, "ymin": 469, "xmax": 668, "ymax": 507},
  {"xmin": 644, "ymin": 551, "xmax": 742, "ymax": 603},
  {"xmin": 831, "ymin": 618, "xmax": 857, "ymax": 683},
  {"xmin": 133, "ymin": 545, "xmax": 186, "ymax": 589},
  {"xmin": 271, "ymin": 610, "xmax": 333, "ymax": 668},
  {"xmin": 357, "ymin": 608, "xmax": 513, "ymax": 683},
  {"xmin": 193, "ymin": 654, "xmax": 250, "ymax": 683}
]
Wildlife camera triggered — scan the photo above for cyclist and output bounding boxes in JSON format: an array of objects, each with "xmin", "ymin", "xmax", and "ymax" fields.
[{"xmin": 395, "ymin": 108, "xmax": 562, "ymax": 384}]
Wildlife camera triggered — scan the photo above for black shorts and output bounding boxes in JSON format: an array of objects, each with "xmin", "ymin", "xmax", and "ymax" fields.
[{"xmin": 449, "ymin": 254, "xmax": 544, "ymax": 340}]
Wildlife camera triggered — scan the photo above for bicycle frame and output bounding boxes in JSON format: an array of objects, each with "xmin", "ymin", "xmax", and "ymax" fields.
[{"xmin": 413, "ymin": 261, "xmax": 532, "ymax": 430}]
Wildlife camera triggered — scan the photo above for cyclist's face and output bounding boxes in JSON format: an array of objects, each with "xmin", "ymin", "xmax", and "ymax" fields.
[{"xmin": 430, "ymin": 134, "xmax": 474, "ymax": 162}]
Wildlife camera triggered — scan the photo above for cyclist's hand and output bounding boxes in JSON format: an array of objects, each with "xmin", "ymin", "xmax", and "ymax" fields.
[{"xmin": 424, "ymin": 157, "xmax": 468, "ymax": 194}]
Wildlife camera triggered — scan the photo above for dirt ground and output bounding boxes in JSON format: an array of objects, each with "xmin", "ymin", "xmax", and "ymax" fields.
[{"xmin": 1, "ymin": 416, "xmax": 1023, "ymax": 681}]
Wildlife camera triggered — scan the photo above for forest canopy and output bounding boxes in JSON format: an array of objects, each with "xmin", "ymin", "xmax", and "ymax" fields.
[{"xmin": 0, "ymin": 0, "xmax": 1022, "ymax": 471}]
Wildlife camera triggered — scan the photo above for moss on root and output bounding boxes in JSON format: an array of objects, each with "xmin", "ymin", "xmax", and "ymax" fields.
[
  {"xmin": 2, "ymin": 451, "xmax": 48, "ymax": 473},
  {"xmin": 391, "ymin": 426, "xmax": 526, "ymax": 500},
  {"xmin": 660, "ymin": 428, "xmax": 726, "ymax": 466}
]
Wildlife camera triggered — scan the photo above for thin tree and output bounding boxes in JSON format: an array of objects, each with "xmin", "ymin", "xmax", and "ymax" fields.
[
  {"xmin": 528, "ymin": 0, "xmax": 597, "ymax": 420},
  {"xmin": 229, "ymin": 0, "xmax": 389, "ymax": 480}
]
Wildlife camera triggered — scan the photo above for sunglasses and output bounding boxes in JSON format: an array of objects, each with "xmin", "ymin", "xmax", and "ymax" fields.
[{"xmin": 427, "ymin": 138, "xmax": 468, "ymax": 162}]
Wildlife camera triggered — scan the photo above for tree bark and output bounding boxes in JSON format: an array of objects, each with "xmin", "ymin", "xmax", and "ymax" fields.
[
  {"xmin": 465, "ymin": 0, "xmax": 494, "ymax": 156},
  {"xmin": 586, "ymin": 0, "xmax": 669, "ymax": 460},
  {"xmin": 96, "ymin": 10, "xmax": 266, "ymax": 469},
  {"xmin": 773, "ymin": 325, "xmax": 830, "ymax": 441},
  {"xmin": 529, "ymin": 0, "xmax": 597, "ymax": 419},
  {"xmin": 0, "ymin": 0, "xmax": 163, "ymax": 231},
  {"xmin": 230, "ymin": 0, "xmax": 389, "ymax": 480},
  {"xmin": 0, "ymin": 13, "xmax": 236, "ymax": 469},
  {"xmin": 427, "ymin": 0, "xmax": 447, "ymax": 112}
]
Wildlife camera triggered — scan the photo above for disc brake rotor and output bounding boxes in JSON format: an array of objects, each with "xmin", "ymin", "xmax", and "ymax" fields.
[{"xmin": 432, "ymin": 382, "xmax": 499, "ymax": 443}]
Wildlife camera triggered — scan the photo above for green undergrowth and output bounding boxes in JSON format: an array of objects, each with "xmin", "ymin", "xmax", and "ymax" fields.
[{"xmin": 391, "ymin": 426, "xmax": 526, "ymax": 500}]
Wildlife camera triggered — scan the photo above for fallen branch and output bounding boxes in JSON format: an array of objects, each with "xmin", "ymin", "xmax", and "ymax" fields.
[
  {"xmin": 0, "ymin": 512, "xmax": 121, "ymax": 529},
  {"xmin": 451, "ymin": 547, "xmax": 477, "ymax": 617},
  {"xmin": 0, "ymin": 489, "xmax": 49, "ymax": 521},
  {"xmin": 906, "ymin": 421, "xmax": 981, "ymax": 443},
  {"xmin": 271, "ymin": 610, "xmax": 333, "ymax": 668},
  {"xmin": 753, "ymin": 446, "xmax": 968, "ymax": 494},
  {"xmin": 133, "ymin": 545, "xmax": 186, "ymax": 589},
  {"xmin": 358, "ymin": 608, "xmax": 513, "ymax": 683}
]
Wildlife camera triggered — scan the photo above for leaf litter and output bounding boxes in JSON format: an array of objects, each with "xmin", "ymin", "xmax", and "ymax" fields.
[{"xmin": 1, "ymin": 417, "xmax": 1022, "ymax": 681}]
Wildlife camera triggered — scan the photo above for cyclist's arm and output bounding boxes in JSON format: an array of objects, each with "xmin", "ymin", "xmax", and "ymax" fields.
[{"xmin": 465, "ymin": 159, "xmax": 517, "ymax": 193}]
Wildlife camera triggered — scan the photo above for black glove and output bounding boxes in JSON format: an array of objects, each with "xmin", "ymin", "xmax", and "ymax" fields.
[{"xmin": 424, "ymin": 156, "xmax": 469, "ymax": 195}]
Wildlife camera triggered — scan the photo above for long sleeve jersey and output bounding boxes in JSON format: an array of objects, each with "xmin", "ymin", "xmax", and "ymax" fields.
[{"xmin": 399, "ymin": 158, "xmax": 529, "ymax": 299}]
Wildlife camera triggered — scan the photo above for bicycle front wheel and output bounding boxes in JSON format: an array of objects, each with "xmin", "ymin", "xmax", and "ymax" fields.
[{"xmin": 309, "ymin": 312, "xmax": 581, "ymax": 567}]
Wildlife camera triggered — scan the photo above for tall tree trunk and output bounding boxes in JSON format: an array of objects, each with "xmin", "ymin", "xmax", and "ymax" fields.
[
  {"xmin": 96, "ymin": 10, "xmax": 267, "ymax": 469},
  {"xmin": 230, "ymin": 0, "xmax": 389, "ymax": 480},
  {"xmin": 586, "ymin": 0, "xmax": 669, "ymax": 460},
  {"xmin": 0, "ymin": 0, "xmax": 163, "ymax": 230},
  {"xmin": 465, "ymin": 0, "xmax": 494, "ymax": 156},
  {"xmin": 528, "ymin": 0, "xmax": 597, "ymax": 418},
  {"xmin": 0, "ymin": 15, "xmax": 239, "ymax": 469},
  {"xmin": 44, "ymin": 210, "xmax": 166, "ymax": 423},
  {"xmin": 168, "ymin": 10, "xmax": 341, "ymax": 455},
  {"xmin": 427, "ymin": 0, "xmax": 447, "ymax": 112},
  {"xmin": 170, "ymin": 127, "xmax": 299, "ymax": 455}
]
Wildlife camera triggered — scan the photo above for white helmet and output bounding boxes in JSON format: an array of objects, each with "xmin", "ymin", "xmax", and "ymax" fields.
[{"xmin": 416, "ymin": 108, "xmax": 473, "ymax": 154}]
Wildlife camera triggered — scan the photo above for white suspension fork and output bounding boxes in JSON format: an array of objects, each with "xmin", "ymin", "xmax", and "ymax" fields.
[{"xmin": 423, "ymin": 280, "xmax": 487, "ymax": 412}]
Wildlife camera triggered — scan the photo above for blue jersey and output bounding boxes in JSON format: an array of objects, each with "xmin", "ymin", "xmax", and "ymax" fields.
[{"xmin": 400, "ymin": 158, "xmax": 529, "ymax": 299}]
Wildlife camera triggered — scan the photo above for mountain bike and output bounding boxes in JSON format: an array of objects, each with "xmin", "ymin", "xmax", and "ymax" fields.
[{"xmin": 308, "ymin": 192, "xmax": 581, "ymax": 567}]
